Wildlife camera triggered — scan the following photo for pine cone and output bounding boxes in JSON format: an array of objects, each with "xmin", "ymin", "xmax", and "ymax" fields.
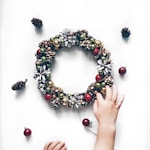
[
  {"xmin": 11, "ymin": 79, "xmax": 28, "ymax": 90},
  {"xmin": 31, "ymin": 18, "xmax": 43, "ymax": 29},
  {"xmin": 121, "ymin": 27, "xmax": 131, "ymax": 38}
]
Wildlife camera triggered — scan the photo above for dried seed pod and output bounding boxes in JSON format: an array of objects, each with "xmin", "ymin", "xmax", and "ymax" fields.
[{"xmin": 11, "ymin": 79, "xmax": 28, "ymax": 90}]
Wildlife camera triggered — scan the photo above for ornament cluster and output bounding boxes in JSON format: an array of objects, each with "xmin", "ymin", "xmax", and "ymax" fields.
[{"xmin": 34, "ymin": 29, "xmax": 113, "ymax": 109}]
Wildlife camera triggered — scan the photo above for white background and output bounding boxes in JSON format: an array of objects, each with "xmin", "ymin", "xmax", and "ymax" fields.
[{"xmin": 1, "ymin": 0, "xmax": 150, "ymax": 150}]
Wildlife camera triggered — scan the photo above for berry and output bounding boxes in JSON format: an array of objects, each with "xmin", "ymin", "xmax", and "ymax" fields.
[
  {"xmin": 95, "ymin": 74, "xmax": 102, "ymax": 82},
  {"xmin": 45, "ymin": 94, "xmax": 51, "ymax": 101},
  {"xmin": 40, "ymin": 48, "xmax": 45, "ymax": 53},
  {"xmin": 82, "ymin": 118, "xmax": 90, "ymax": 126},
  {"xmin": 92, "ymin": 48, "xmax": 99, "ymax": 55},
  {"xmin": 95, "ymin": 83, "xmax": 101, "ymax": 88},
  {"xmin": 118, "ymin": 66, "xmax": 126, "ymax": 75},
  {"xmin": 101, "ymin": 82, "xmax": 106, "ymax": 87},
  {"xmin": 84, "ymin": 93, "xmax": 92, "ymax": 102},
  {"xmin": 24, "ymin": 128, "xmax": 32, "ymax": 136},
  {"xmin": 80, "ymin": 34, "xmax": 85, "ymax": 40},
  {"xmin": 37, "ymin": 49, "xmax": 41, "ymax": 55}
]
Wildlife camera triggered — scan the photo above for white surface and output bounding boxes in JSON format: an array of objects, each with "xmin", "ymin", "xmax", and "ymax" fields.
[{"xmin": 1, "ymin": 0, "xmax": 150, "ymax": 150}]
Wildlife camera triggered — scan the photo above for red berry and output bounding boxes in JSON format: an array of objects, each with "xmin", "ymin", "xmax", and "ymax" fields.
[
  {"xmin": 92, "ymin": 48, "xmax": 99, "ymax": 55},
  {"xmin": 37, "ymin": 49, "xmax": 41, "ymax": 55},
  {"xmin": 82, "ymin": 118, "xmax": 90, "ymax": 126},
  {"xmin": 24, "ymin": 128, "xmax": 32, "ymax": 136},
  {"xmin": 118, "ymin": 66, "xmax": 126, "ymax": 75},
  {"xmin": 45, "ymin": 94, "xmax": 51, "ymax": 101},
  {"xmin": 84, "ymin": 93, "xmax": 92, "ymax": 102},
  {"xmin": 95, "ymin": 74, "xmax": 102, "ymax": 82}
]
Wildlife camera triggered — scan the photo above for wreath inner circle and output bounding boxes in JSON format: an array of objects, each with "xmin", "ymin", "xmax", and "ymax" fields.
[
  {"xmin": 51, "ymin": 46, "xmax": 98, "ymax": 94},
  {"xmin": 34, "ymin": 29, "xmax": 113, "ymax": 109}
]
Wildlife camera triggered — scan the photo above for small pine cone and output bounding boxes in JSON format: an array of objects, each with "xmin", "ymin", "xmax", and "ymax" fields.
[
  {"xmin": 31, "ymin": 18, "xmax": 43, "ymax": 29},
  {"xmin": 121, "ymin": 27, "xmax": 131, "ymax": 38},
  {"xmin": 11, "ymin": 79, "xmax": 28, "ymax": 90}
]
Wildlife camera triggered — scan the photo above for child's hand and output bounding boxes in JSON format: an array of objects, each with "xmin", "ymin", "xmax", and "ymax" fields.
[
  {"xmin": 93, "ymin": 86, "xmax": 124, "ymax": 127},
  {"xmin": 43, "ymin": 141, "xmax": 67, "ymax": 150}
]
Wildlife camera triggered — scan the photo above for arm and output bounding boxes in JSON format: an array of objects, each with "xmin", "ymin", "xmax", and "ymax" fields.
[
  {"xmin": 94, "ymin": 123, "xmax": 116, "ymax": 150},
  {"xmin": 93, "ymin": 86, "xmax": 124, "ymax": 150}
]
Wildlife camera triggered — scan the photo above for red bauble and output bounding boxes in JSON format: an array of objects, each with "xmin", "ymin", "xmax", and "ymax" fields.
[
  {"xmin": 24, "ymin": 128, "xmax": 32, "ymax": 136},
  {"xmin": 84, "ymin": 93, "xmax": 92, "ymax": 102},
  {"xmin": 95, "ymin": 74, "xmax": 102, "ymax": 82},
  {"xmin": 37, "ymin": 49, "xmax": 41, "ymax": 55},
  {"xmin": 82, "ymin": 118, "xmax": 90, "ymax": 126},
  {"xmin": 45, "ymin": 94, "xmax": 51, "ymax": 101},
  {"xmin": 92, "ymin": 48, "xmax": 99, "ymax": 55},
  {"xmin": 118, "ymin": 66, "xmax": 126, "ymax": 75}
]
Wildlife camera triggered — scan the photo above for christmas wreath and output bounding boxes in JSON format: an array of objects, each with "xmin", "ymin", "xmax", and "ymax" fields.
[{"xmin": 34, "ymin": 29, "xmax": 113, "ymax": 109}]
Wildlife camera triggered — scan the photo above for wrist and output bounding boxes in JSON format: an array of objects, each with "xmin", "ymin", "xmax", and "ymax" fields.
[
  {"xmin": 94, "ymin": 123, "xmax": 116, "ymax": 150},
  {"xmin": 98, "ymin": 123, "xmax": 116, "ymax": 133}
]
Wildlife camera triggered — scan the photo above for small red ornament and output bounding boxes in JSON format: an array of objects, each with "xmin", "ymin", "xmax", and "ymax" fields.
[
  {"xmin": 92, "ymin": 48, "xmax": 99, "ymax": 55},
  {"xmin": 118, "ymin": 66, "xmax": 126, "ymax": 75},
  {"xmin": 24, "ymin": 128, "xmax": 32, "ymax": 136},
  {"xmin": 84, "ymin": 93, "xmax": 92, "ymax": 102},
  {"xmin": 82, "ymin": 118, "xmax": 90, "ymax": 126},
  {"xmin": 37, "ymin": 49, "xmax": 41, "ymax": 55},
  {"xmin": 95, "ymin": 74, "xmax": 102, "ymax": 82},
  {"xmin": 45, "ymin": 94, "xmax": 51, "ymax": 101}
]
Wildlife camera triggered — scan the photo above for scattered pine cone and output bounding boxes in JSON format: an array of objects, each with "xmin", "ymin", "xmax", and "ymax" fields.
[
  {"xmin": 31, "ymin": 18, "xmax": 43, "ymax": 29},
  {"xmin": 11, "ymin": 79, "xmax": 28, "ymax": 90},
  {"xmin": 121, "ymin": 27, "xmax": 131, "ymax": 38}
]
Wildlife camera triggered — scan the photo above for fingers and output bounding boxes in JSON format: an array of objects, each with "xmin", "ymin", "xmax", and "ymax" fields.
[
  {"xmin": 112, "ymin": 85, "xmax": 118, "ymax": 103},
  {"xmin": 61, "ymin": 145, "xmax": 67, "ymax": 150},
  {"xmin": 93, "ymin": 98, "xmax": 98, "ymax": 109},
  {"xmin": 43, "ymin": 141, "xmax": 53, "ymax": 150},
  {"xmin": 96, "ymin": 93, "xmax": 103, "ymax": 102},
  {"xmin": 93, "ymin": 93, "xmax": 103, "ymax": 114},
  {"xmin": 95, "ymin": 85, "xmax": 124, "ymax": 108},
  {"xmin": 44, "ymin": 141, "xmax": 67, "ymax": 150},
  {"xmin": 93, "ymin": 98, "xmax": 98, "ymax": 114},
  {"xmin": 48, "ymin": 141, "xmax": 63, "ymax": 150},
  {"xmin": 116, "ymin": 95, "xmax": 124, "ymax": 109},
  {"xmin": 105, "ymin": 86, "xmax": 112, "ymax": 101},
  {"xmin": 52, "ymin": 141, "xmax": 65, "ymax": 150},
  {"xmin": 94, "ymin": 92, "xmax": 103, "ymax": 108}
]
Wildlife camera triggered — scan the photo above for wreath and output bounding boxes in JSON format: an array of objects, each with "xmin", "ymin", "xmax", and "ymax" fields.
[{"xmin": 34, "ymin": 29, "xmax": 113, "ymax": 109}]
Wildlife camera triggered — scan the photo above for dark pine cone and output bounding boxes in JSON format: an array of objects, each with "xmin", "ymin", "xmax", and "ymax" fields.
[
  {"xmin": 121, "ymin": 27, "xmax": 131, "ymax": 38},
  {"xmin": 31, "ymin": 18, "xmax": 43, "ymax": 29},
  {"xmin": 11, "ymin": 79, "xmax": 28, "ymax": 90}
]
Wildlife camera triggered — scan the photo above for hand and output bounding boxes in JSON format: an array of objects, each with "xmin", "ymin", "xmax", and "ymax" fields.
[
  {"xmin": 93, "ymin": 86, "xmax": 124, "ymax": 127},
  {"xmin": 43, "ymin": 141, "xmax": 67, "ymax": 150}
]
